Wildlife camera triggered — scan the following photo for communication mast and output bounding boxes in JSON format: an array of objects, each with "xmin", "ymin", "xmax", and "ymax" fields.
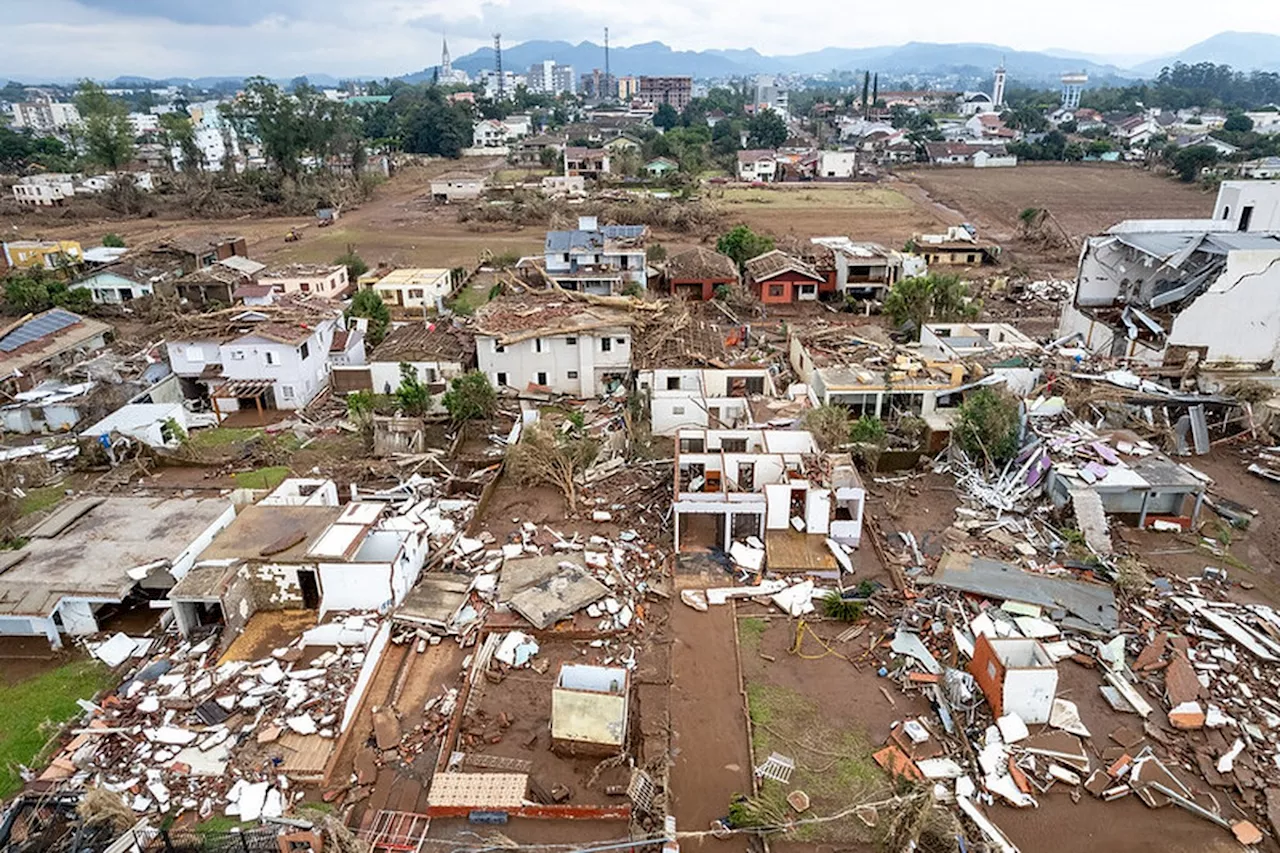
[{"xmin": 494, "ymin": 33, "xmax": 504, "ymax": 99}]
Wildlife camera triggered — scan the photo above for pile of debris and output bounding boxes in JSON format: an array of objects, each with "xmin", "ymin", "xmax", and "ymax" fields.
[
  {"xmin": 36, "ymin": 617, "xmax": 381, "ymax": 822},
  {"xmin": 863, "ymin": 552, "xmax": 1280, "ymax": 849}
]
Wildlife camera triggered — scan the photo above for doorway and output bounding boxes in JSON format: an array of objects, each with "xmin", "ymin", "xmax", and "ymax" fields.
[{"xmin": 297, "ymin": 569, "xmax": 321, "ymax": 610}]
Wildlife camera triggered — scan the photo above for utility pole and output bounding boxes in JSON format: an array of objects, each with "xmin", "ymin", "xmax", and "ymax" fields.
[{"xmin": 494, "ymin": 33, "xmax": 504, "ymax": 100}]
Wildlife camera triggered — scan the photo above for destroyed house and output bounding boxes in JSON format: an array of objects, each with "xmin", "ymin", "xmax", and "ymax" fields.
[
  {"xmin": 789, "ymin": 330, "xmax": 976, "ymax": 418},
  {"xmin": 663, "ymin": 247, "xmax": 738, "ymax": 301},
  {"xmin": 544, "ymin": 217, "xmax": 648, "ymax": 295},
  {"xmin": 474, "ymin": 293, "xmax": 633, "ymax": 396},
  {"xmin": 634, "ymin": 314, "xmax": 776, "ymax": 435},
  {"xmin": 0, "ymin": 309, "xmax": 112, "ymax": 392},
  {"xmin": 367, "ymin": 320, "xmax": 475, "ymax": 395},
  {"xmin": 165, "ymin": 295, "xmax": 355, "ymax": 415},
  {"xmin": 168, "ymin": 264, "xmax": 250, "ymax": 307},
  {"xmin": 808, "ymin": 237, "xmax": 905, "ymax": 298},
  {"xmin": 0, "ymin": 497, "xmax": 235, "ymax": 648},
  {"xmin": 672, "ymin": 429, "xmax": 865, "ymax": 558},
  {"xmin": 155, "ymin": 234, "xmax": 248, "ymax": 274},
  {"xmin": 1057, "ymin": 225, "xmax": 1280, "ymax": 372},
  {"xmin": 169, "ymin": 500, "xmax": 425, "ymax": 637},
  {"xmin": 913, "ymin": 226, "xmax": 1000, "ymax": 266},
  {"xmin": 920, "ymin": 322, "xmax": 1040, "ymax": 361}
]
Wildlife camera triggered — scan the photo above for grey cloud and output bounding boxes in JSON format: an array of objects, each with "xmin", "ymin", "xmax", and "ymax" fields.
[{"xmin": 407, "ymin": 2, "xmax": 609, "ymax": 42}]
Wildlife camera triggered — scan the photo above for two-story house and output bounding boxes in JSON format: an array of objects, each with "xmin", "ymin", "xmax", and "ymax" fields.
[
  {"xmin": 564, "ymin": 147, "xmax": 611, "ymax": 179},
  {"xmin": 737, "ymin": 150, "xmax": 779, "ymax": 182},
  {"xmin": 544, "ymin": 216, "xmax": 648, "ymax": 295},
  {"xmin": 473, "ymin": 293, "xmax": 634, "ymax": 397},
  {"xmin": 672, "ymin": 428, "xmax": 865, "ymax": 558},
  {"xmin": 165, "ymin": 294, "xmax": 362, "ymax": 418}
]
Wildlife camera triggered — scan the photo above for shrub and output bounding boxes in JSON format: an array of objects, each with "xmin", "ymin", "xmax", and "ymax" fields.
[
  {"xmin": 821, "ymin": 591, "xmax": 865, "ymax": 621},
  {"xmin": 954, "ymin": 388, "xmax": 1021, "ymax": 466},
  {"xmin": 101, "ymin": 233, "xmax": 126, "ymax": 248},
  {"xmin": 441, "ymin": 371, "xmax": 497, "ymax": 423}
]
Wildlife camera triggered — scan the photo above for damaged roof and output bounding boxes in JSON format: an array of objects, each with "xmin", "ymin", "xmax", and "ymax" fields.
[
  {"xmin": 472, "ymin": 293, "xmax": 636, "ymax": 342},
  {"xmin": 371, "ymin": 321, "xmax": 474, "ymax": 364},
  {"xmin": 663, "ymin": 247, "xmax": 738, "ymax": 282},
  {"xmin": 744, "ymin": 250, "xmax": 825, "ymax": 283}
]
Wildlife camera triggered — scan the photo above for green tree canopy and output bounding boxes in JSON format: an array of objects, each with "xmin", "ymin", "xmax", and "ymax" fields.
[
  {"xmin": 76, "ymin": 80, "xmax": 134, "ymax": 171},
  {"xmin": 346, "ymin": 288, "xmax": 391, "ymax": 347},
  {"xmin": 653, "ymin": 103, "xmax": 680, "ymax": 130},
  {"xmin": 441, "ymin": 371, "xmax": 497, "ymax": 423},
  {"xmin": 1172, "ymin": 144, "xmax": 1219, "ymax": 181},
  {"xmin": 746, "ymin": 110, "xmax": 788, "ymax": 149},
  {"xmin": 716, "ymin": 225, "xmax": 775, "ymax": 272},
  {"xmin": 884, "ymin": 273, "xmax": 980, "ymax": 337}
]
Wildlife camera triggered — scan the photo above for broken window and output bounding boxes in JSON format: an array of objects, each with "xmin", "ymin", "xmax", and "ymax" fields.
[
  {"xmin": 720, "ymin": 438, "xmax": 748, "ymax": 453},
  {"xmin": 565, "ymin": 336, "xmax": 577, "ymax": 345},
  {"xmin": 667, "ymin": 376, "xmax": 681, "ymax": 390},
  {"xmin": 601, "ymin": 337, "xmax": 612, "ymax": 352},
  {"xmin": 496, "ymin": 372, "xmax": 508, "ymax": 386},
  {"xmin": 536, "ymin": 372, "xmax": 548, "ymax": 386}
]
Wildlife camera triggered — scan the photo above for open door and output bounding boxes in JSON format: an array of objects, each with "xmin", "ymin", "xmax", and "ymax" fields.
[{"xmin": 297, "ymin": 569, "xmax": 321, "ymax": 610}]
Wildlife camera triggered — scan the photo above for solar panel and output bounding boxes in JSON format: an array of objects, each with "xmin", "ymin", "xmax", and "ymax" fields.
[{"xmin": 0, "ymin": 310, "xmax": 81, "ymax": 353}]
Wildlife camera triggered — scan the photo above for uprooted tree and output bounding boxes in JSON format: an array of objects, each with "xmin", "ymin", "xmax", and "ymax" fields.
[
  {"xmin": 505, "ymin": 420, "xmax": 599, "ymax": 511},
  {"xmin": 802, "ymin": 404, "xmax": 852, "ymax": 451}
]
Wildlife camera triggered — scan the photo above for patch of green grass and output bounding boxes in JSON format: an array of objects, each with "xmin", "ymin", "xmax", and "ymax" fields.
[
  {"xmin": 449, "ymin": 281, "xmax": 495, "ymax": 315},
  {"xmin": 0, "ymin": 660, "xmax": 114, "ymax": 798},
  {"xmin": 233, "ymin": 466, "xmax": 291, "ymax": 490},
  {"xmin": 186, "ymin": 427, "xmax": 263, "ymax": 449},
  {"xmin": 194, "ymin": 816, "xmax": 255, "ymax": 835},
  {"xmin": 744, "ymin": 676, "xmax": 880, "ymax": 844},
  {"xmin": 297, "ymin": 801, "xmax": 334, "ymax": 815},
  {"xmin": 739, "ymin": 616, "xmax": 767, "ymax": 653},
  {"xmin": 19, "ymin": 484, "xmax": 65, "ymax": 517}
]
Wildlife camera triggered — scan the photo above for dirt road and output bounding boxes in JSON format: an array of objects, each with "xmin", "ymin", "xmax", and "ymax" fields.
[{"xmin": 669, "ymin": 591, "xmax": 752, "ymax": 845}]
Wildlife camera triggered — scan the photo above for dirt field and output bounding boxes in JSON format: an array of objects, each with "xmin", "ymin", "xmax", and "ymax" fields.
[
  {"xmin": 0, "ymin": 157, "xmax": 542, "ymax": 273},
  {"xmin": 709, "ymin": 182, "xmax": 945, "ymax": 250},
  {"xmin": 906, "ymin": 163, "xmax": 1216, "ymax": 241}
]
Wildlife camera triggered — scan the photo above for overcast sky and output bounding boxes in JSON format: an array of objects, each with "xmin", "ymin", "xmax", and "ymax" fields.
[{"xmin": 2, "ymin": 0, "xmax": 1278, "ymax": 80}]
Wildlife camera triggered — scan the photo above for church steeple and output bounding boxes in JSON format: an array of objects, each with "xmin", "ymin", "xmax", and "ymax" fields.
[{"xmin": 442, "ymin": 36, "xmax": 452, "ymax": 76}]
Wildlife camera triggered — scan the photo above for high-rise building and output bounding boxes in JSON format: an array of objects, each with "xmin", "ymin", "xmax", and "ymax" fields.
[
  {"xmin": 752, "ymin": 75, "xmax": 789, "ymax": 119},
  {"xmin": 616, "ymin": 76, "xmax": 639, "ymax": 101},
  {"xmin": 528, "ymin": 61, "xmax": 576, "ymax": 95},
  {"xmin": 581, "ymin": 69, "xmax": 617, "ymax": 102},
  {"xmin": 638, "ymin": 76, "xmax": 692, "ymax": 112}
]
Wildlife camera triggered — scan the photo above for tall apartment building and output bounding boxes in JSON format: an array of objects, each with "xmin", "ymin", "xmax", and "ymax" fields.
[
  {"xmin": 580, "ymin": 70, "xmax": 618, "ymax": 102},
  {"xmin": 638, "ymin": 77, "xmax": 693, "ymax": 112},
  {"xmin": 9, "ymin": 100, "xmax": 81, "ymax": 133},
  {"xmin": 617, "ymin": 76, "xmax": 640, "ymax": 100},
  {"xmin": 528, "ymin": 61, "xmax": 576, "ymax": 95}
]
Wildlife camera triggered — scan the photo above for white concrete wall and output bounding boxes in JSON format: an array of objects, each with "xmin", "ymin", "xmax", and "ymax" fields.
[
  {"xmin": 1213, "ymin": 181, "xmax": 1280, "ymax": 232},
  {"xmin": 318, "ymin": 562, "xmax": 394, "ymax": 612},
  {"xmin": 173, "ymin": 504, "xmax": 237, "ymax": 580},
  {"xmin": 167, "ymin": 340, "xmax": 223, "ymax": 377},
  {"xmin": 58, "ymin": 599, "xmax": 100, "ymax": 635},
  {"xmin": 369, "ymin": 359, "xmax": 464, "ymax": 394},
  {"xmin": 1168, "ymin": 249, "xmax": 1280, "ymax": 364},
  {"xmin": 477, "ymin": 330, "xmax": 630, "ymax": 396},
  {"xmin": 817, "ymin": 151, "xmax": 857, "ymax": 178}
]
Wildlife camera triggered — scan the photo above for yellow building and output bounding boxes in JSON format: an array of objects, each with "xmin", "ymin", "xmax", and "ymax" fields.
[{"xmin": 2, "ymin": 240, "xmax": 84, "ymax": 272}]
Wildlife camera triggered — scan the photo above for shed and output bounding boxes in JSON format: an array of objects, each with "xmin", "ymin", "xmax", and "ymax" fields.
[
  {"xmin": 80, "ymin": 402, "xmax": 189, "ymax": 448},
  {"xmin": 970, "ymin": 634, "xmax": 1059, "ymax": 725},
  {"xmin": 551, "ymin": 663, "xmax": 630, "ymax": 756}
]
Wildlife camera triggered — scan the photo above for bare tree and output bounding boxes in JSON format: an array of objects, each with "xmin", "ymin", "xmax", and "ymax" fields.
[{"xmin": 505, "ymin": 420, "xmax": 599, "ymax": 511}]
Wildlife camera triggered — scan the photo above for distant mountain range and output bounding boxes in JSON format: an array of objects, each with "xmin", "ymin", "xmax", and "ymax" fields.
[
  {"xmin": 1133, "ymin": 32, "xmax": 1280, "ymax": 75},
  {"xmin": 7, "ymin": 30, "xmax": 1280, "ymax": 90},
  {"xmin": 432, "ymin": 32, "xmax": 1280, "ymax": 86}
]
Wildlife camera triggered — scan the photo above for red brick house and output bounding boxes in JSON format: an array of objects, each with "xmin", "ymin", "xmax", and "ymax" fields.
[
  {"xmin": 744, "ymin": 250, "xmax": 829, "ymax": 304},
  {"xmin": 664, "ymin": 247, "xmax": 738, "ymax": 301}
]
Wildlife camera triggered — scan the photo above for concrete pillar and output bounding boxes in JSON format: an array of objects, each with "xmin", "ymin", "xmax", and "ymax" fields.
[{"xmin": 1137, "ymin": 490, "xmax": 1151, "ymax": 530}]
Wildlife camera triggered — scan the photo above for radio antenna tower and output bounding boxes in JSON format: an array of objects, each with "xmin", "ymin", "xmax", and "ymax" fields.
[{"xmin": 494, "ymin": 33, "xmax": 504, "ymax": 99}]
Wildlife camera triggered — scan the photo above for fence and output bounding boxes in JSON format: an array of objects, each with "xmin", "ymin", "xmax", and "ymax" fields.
[{"xmin": 131, "ymin": 827, "xmax": 282, "ymax": 853}]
